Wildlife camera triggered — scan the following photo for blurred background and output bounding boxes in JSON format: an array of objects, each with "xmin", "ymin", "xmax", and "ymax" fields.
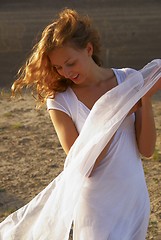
[
  {"xmin": 0, "ymin": 0, "xmax": 161, "ymax": 88},
  {"xmin": 0, "ymin": 3, "xmax": 161, "ymax": 238}
]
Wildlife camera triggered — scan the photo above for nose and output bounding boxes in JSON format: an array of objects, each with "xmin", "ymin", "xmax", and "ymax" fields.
[
  {"xmin": 63, "ymin": 66, "xmax": 73, "ymax": 79},
  {"xmin": 61, "ymin": 66, "xmax": 69, "ymax": 78}
]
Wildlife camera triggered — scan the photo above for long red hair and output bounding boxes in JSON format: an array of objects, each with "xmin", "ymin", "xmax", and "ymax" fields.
[{"xmin": 12, "ymin": 8, "xmax": 102, "ymax": 104}]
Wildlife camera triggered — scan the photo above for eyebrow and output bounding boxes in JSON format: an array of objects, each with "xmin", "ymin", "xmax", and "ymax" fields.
[
  {"xmin": 53, "ymin": 58, "xmax": 72, "ymax": 67},
  {"xmin": 64, "ymin": 58, "xmax": 71, "ymax": 64}
]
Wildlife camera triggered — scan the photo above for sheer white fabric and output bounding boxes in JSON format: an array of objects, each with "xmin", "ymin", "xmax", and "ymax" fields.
[
  {"xmin": 46, "ymin": 67, "xmax": 137, "ymax": 133},
  {"xmin": 0, "ymin": 59, "xmax": 161, "ymax": 240}
]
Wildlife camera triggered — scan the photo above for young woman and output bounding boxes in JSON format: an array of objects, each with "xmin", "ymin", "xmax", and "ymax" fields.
[{"xmin": 0, "ymin": 8, "xmax": 161, "ymax": 240}]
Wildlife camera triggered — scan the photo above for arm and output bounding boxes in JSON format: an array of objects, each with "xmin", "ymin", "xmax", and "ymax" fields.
[
  {"xmin": 49, "ymin": 76, "xmax": 161, "ymax": 167},
  {"xmin": 135, "ymin": 97, "xmax": 156, "ymax": 158},
  {"xmin": 49, "ymin": 109, "xmax": 113, "ymax": 176},
  {"xmin": 49, "ymin": 109, "xmax": 79, "ymax": 154},
  {"xmin": 48, "ymin": 99, "xmax": 150, "ymax": 175},
  {"xmin": 91, "ymin": 81, "xmax": 160, "ymax": 173},
  {"xmin": 135, "ymin": 76, "xmax": 161, "ymax": 157}
]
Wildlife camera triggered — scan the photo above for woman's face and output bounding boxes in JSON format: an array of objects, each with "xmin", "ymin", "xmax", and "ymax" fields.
[{"xmin": 48, "ymin": 43, "xmax": 93, "ymax": 85}]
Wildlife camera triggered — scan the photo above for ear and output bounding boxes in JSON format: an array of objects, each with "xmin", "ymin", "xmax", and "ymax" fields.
[{"xmin": 86, "ymin": 42, "xmax": 93, "ymax": 57}]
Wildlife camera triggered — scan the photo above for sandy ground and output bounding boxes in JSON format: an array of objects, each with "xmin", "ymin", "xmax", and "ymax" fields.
[{"xmin": 0, "ymin": 90, "xmax": 161, "ymax": 239}]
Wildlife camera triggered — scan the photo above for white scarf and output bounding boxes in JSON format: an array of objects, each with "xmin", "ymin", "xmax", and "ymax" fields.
[{"xmin": 0, "ymin": 59, "xmax": 161, "ymax": 240}]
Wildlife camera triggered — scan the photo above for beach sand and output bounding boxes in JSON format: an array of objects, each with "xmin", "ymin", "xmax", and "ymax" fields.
[{"xmin": 0, "ymin": 90, "xmax": 161, "ymax": 239}]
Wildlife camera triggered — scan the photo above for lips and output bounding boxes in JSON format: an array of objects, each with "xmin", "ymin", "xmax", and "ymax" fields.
[{"xmin": 70, "ymin": 74, "xmax": 79, "ymax": 81}]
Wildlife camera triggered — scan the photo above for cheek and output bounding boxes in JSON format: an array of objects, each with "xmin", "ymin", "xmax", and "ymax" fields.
[
  {"xmin": 78, "ymin": 59, "xmax": 89, "ymax": 72},
  {"xmin": 55, "ymin": 68, "xmax": 64, "ymax": 76},
  {"xmin": 82, "ymin": 59, "xmax": 90, "ymax": 73}
]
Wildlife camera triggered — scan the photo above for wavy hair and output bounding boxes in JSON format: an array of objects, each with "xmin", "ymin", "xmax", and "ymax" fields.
[{"xmin": 12, "ymin": 8, "xmax": 102, "ymax": 104}]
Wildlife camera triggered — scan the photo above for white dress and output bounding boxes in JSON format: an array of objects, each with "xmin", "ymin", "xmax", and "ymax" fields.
[
  {"xmin": 0, "ymin": 60, "xmax": 160, "ymax": 240},
  {"xmin": 47, "ymin": 68, "xmax": 150, "ymax": 240}
]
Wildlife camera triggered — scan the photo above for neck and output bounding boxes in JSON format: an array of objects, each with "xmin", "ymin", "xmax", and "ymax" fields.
[{"xmin": 73, "ymin": 64, "xmax": 113, "ymax": 89}]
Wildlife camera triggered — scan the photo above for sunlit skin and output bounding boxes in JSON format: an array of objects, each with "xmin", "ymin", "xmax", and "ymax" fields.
[
  {"xmin": 48, "ymin": 43, "xmax": 161, "ymax": 174},
  {"xmin": 49, "ymin": 43, "xmax": 115, "ymax": 89},
  {"xmin": 49, "ymin": 43, "xmax": 120, "ymax": 110},
  {"xmin": 49, "ymin": 43, "xmax": 161, "ymax": 97},
  {"xmin": 49, "ymin": 44, "xmax": 92, "ymax": 86}
]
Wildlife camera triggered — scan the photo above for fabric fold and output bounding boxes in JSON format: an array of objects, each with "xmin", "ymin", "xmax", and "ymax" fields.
[{"xmin": 0, "ymin": 59, "xmax": 161, "ymax": 240}]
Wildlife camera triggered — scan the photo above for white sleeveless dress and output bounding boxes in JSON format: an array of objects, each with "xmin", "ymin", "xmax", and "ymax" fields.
[
  {"xmin": 47, "ymin": 68, "xmax": 150, "ymax": 240},
  {"xmin": 0, "ymin": 60, "xmax": 160, "ymax": 240}
]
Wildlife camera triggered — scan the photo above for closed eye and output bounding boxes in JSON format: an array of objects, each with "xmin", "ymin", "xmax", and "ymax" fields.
[
  {"xmin": 52, "ymin": 60, "xmax": 77, "ymax": 72},
  {"xmin": 66, "ymin": 60, "xmax": 77, "ymax": 67}
]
